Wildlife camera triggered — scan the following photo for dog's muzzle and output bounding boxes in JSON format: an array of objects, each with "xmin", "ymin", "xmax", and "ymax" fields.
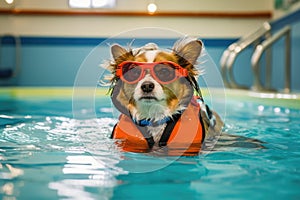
[{"xmin": 141, "ymin": 81, "xmax": 155, "ymax": 93}]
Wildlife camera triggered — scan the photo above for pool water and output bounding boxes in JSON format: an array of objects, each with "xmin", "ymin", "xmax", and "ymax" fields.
[{"xmin": 1, "ymin": 89, "xmax": 300, "ymax": 199}]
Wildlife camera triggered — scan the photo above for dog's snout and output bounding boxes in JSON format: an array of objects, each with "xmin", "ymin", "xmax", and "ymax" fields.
[{"xmin": 141, "ymin": 81, "xmax": 155, "ymax": 93}]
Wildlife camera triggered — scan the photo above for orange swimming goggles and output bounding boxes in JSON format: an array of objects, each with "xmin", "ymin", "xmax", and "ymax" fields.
[{"xmin": 116, "ymin": 61, "xmax": 188, "ymax": 84}]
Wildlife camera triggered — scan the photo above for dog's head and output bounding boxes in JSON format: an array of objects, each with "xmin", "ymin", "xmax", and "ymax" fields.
[{"xmin": 109, "ymin": 37, "xmax": 202, "ymax": 122}]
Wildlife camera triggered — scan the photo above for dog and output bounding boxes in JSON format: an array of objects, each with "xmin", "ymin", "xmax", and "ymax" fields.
[{"xmin": 106, "ymin": 37, "xmax": 227, "ymax": 156}]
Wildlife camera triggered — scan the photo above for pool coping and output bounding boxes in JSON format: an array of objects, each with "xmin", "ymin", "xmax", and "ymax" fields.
[{"xmin": 1, "ymin": 87, "xmax": 299, "ymax": 109}]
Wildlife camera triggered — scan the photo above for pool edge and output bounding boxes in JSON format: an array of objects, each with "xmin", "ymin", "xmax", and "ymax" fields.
[{"xmin": 0, "ymin": 87, "xmax": 299, "ymax": 109}]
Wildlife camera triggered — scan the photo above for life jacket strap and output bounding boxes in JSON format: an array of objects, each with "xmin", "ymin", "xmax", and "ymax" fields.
[
  {"xmin": 135, "ymin": 125, "xmax": 155, "ymax": 149},
  {"xmin": 158, "ymin": 112, "xmax": 182, "ymax": 147}
]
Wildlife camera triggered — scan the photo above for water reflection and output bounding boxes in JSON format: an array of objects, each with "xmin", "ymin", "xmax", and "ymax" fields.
[
  {"xmin": 47, "ymin": 117, "xmax": 127, "ymax": 199},
  {"xmin": 49, "ymin": 154, "xmax": 121, "ymax": 200},
  {"xmin": 0, "ymin": 163, "xmax": 24, "ymax": 197},
  {"xmin": 0, "ymin": 114, "xmax": 126, "ymax": 199}
]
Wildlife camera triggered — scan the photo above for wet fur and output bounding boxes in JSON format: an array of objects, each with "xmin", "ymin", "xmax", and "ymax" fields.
[
  {"xmin": 108, "ymin": 38, "xmax": 264, "ymax": 149},
  {"xmin": 109, "ymin": 39, "xmax": 199, "ymax": 118},
  {"xmin": 109, "ymin": 38, "xmax": 203, "ymax": 143}
]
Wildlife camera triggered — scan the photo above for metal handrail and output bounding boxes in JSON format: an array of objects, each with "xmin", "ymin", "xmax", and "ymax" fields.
[
  {"xmin": 251, "ymin": 25, "xmax": 291, "ymax": 93},
  {"xmin": 220, "ymin": 22, "xmax": 271, "ymax": 88}
]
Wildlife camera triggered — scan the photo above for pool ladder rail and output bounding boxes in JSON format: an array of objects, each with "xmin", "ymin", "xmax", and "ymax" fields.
[
  {"xmin": 0, "ymin": 34, "xmax": 21, "ymax": 79},
  {"xmin": 220, "ymin": 22, "xmax": 291, "ymax": 93}
]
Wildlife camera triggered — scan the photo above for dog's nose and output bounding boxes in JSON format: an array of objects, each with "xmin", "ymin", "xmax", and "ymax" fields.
[{"xmin": 141, "ymin": 81, "xmax": 155, "ymax": 93}]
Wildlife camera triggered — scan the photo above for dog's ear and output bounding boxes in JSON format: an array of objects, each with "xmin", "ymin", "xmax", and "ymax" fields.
[
  {"xmin": 172, "ymin": 37, "xmax": 202, "ymax": 67},
  {"xmin": 111, "ymin": 80, "xmax": 131, "ymax": 116},
  {"xmin": 111, "ymin": 44, "xmax": 130, "ymax": 61}
]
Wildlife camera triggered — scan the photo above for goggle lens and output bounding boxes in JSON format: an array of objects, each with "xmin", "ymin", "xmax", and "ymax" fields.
[
  {"xmin": 122, "ymin": 63, "xmax": 142, "ymax": 83},
  {"xmin": 154, "ymin": 63, "xmax": 176, "ymax": 83},
  {"xmin": 117, "ymin": 61, "xmax": 187, "ymax": 84}
]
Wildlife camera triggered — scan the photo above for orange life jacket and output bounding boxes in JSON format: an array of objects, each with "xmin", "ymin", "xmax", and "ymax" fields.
[{"xmin": 111, "ymin": 98, "xmax": 204, "ymax": 156}]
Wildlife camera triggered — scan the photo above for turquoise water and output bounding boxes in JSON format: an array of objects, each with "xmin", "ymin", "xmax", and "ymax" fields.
[{"xmin": 1, "ymin": 92, "xmax": 300, "ymax": 199}]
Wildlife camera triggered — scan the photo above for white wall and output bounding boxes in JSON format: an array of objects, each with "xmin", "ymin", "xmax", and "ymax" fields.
[
  {"xmin": 2, "ymin": 0, "xmax": 273, "ymax": 12},
  {"xmin": 0, "ymin": 0, "xmax": 274, "ymax": 38}
]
